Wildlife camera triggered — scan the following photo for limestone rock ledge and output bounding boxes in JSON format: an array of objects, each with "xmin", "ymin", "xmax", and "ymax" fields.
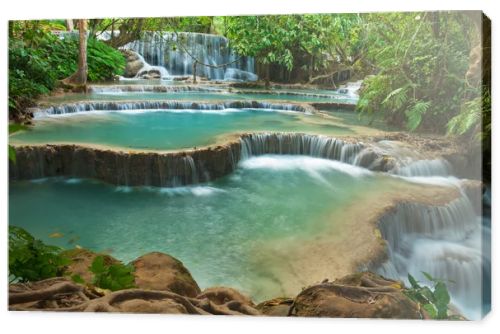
[{"xmin": 10, "ymin": 142, "xmax": 241, "ymax": 187}]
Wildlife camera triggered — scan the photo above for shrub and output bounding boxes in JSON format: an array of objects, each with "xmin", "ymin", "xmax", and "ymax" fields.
[
  {"xmin": 9, "ymin": 26, "xmax": 125, "ymax": 117},
  {"xmin": 89, "ymin": 255, "xmax": 136, "ymax": 291},
  {"xmin": 48, "ymin": 36, "xmax": 126, "ymax": 82},
  {"xmin": 8, "ymin": 226, "xmax": 70, "ymax": 283},
  {"xmin": 404, "ymin": 272, "xmax": 452, "ymax": 319}
]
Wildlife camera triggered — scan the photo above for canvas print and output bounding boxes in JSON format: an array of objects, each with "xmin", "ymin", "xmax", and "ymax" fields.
[{"xmin": 8, "ymin": 12, "xmax": 491, "ymax": 320}]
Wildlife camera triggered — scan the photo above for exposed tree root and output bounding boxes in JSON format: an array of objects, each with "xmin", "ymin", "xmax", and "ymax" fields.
[
  {"xmin": 9, "ymin": 278, "xmax": 260, "ymax": 315},
  {"xmin": 9, "ymin": 272, "xmax": 430, "ymax": 319}
]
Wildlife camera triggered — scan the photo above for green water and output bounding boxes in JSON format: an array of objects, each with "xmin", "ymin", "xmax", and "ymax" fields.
[
  {"xmin": 9, "ymin": 155, "xmax": 388, "ymax": 300},
  {"xmin": 11, "ymin": 109, "xmax": 357, "ymax": 150}
]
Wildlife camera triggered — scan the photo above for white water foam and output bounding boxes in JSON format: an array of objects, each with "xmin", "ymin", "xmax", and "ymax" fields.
[{"xmin": 239, "ymin": 155, "xmax": 371, "ymax": 178}]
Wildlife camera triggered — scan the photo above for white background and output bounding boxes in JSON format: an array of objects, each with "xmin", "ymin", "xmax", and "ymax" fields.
[{"xmin": 0, "ymin": 0, "xmax": 498, "ymax": 333}]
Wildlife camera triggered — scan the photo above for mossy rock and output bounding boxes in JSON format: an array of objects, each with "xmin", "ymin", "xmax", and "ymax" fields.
[{"xmin": 61, "ymin": 248, "xmax": 119, "ymax": 284}]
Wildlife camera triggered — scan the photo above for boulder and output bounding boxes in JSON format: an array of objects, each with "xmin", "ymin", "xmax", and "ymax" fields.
[
  {"xmin": 131, "ymin": 252, "xmax": 201, "ymax": 298},
  {"xmin": 355, "ymin": 149, "xmax": 396, "ymax": 172},
  {"xmin": 125, "ymin": 60, "xmax": 146, "ymax": 77},
  {"xmin": 62, "ymin": 248, "xmax": 119, "ymax": 284},
  {"xmin": 137, "ymin": 69, "xmax": 161, "ymax": 79},
  {"xmin": 9, "ymin": 278, "xmax": 258, "ymax": 315},
  {"xmin": 289, "ymin": 272, "xmax": 424, "ymax": 319},
  {"xmin": 121, "ymin": 50, "xmax": 146, "ymax": 78}
]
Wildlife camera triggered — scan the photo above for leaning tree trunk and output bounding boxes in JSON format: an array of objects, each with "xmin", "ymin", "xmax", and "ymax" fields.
[{"xmin": 61, "ymin": 19, "xmax": 88, "ymax": 92}]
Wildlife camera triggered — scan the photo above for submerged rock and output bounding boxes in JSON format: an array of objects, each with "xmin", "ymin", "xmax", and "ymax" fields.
[
  {"xmin": 131, "ymin": 252, "xmax": 201, "ymax": 298},
  {"xmin": 289, "ymin": 272, "xmax": 424, "ymax": 319},
  {"xmin": 136, "ymin": 69, "xmax": 162, "ymax": 79}
]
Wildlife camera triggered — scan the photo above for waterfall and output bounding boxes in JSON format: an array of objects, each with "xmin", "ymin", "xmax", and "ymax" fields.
[
  {"xmin": 376, "ymin": 191, "xmax": 488, "ymax": 320},
  {"xmin": 33, "ymin": 101, "xmax": 306, "ymax": 117},
  {"xmin": 353, "ymin": 140, "xmax": 455, "ymax": 176},
  {"xmin": 393, "ymin": 159, "xmax": 452, "ymax": 177},
  {"xmin": 133, "ymin": 52, "xmax": 170, "ymax": 79},
  {"xmin": 239, "ymin": 133, "xmax": 363, "ymax": 164},
  {"xmin": 223, "ymin": 68, "xmax": 258, "ymax": 82},
  {"xmin": 183, "ymin": 155, "xmax": 198, "ymax": 185},
  {"xmin": 89, "ymin": 85, "xmax": 226, "ymax": 94},
  {"xmin": 124, "ymin": 32, "xmax": 256, "ymax": 81}
]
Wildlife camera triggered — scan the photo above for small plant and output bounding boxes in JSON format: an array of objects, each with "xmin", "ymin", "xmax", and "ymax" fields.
[
  {"xmin": 8, "ymin": 123, "xmax": 28, "ymax": 163},
  {"xmin": 89, "ymin": 255, "xmax": 136, "ymax": 291},
  {"xmin": 9, "ymin": 226, "xmax": 70, "ymax": 283},
  {"xmin": 404, "ymin": 272, "xmax": 451, "ymax": 320}
]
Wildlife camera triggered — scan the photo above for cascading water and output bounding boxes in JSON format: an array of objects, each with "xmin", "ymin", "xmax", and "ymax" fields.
[
  {"xmin": 124, "ymin": 32, "xmax": 256, "ymax": 81},
  {"xmin": 132, "ymin": 52, "xmax": 170, "ymax": 79},
  {"xmin": 32, "ymin": 101, "xmax": 306, "ymax": 118},
  {"xmin": 89, "ymin": 85, "xmax": 226, "ymax": 94},
  {"xmin": 337, "ymin": 80, "xmax": 363, "ymax": 97},
  {"xmin": 239, "ymin": 133, "xmax": 363, "ymax": 164},
  {"xmin": 373, "ymin": 156, "xmax": 489, "ymax": 320},
  {"xmin": 393, "ymin": 158, "xmax": 452, "ymax": 177}
]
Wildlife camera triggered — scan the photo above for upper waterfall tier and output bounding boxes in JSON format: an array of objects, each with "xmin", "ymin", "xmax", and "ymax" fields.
[{"xmin": 124, "ymin": 32, "xmax": 256, "ymax": 81}]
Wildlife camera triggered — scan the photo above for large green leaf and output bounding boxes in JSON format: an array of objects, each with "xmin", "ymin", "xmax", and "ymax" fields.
[
  {"xmin": 9, "ymin": 145, "xmax": 16, "ymax": 164},
  {"xmin": 405, "ymin": 100, "xmax": 430, "ymax": 131},
  {"xmin": 408, "ymin": 273, "xmax": 420, "ymax": 289},
  {"xmin": 423, "ymin": 303, "xmax": 437, "ymax": 319}
]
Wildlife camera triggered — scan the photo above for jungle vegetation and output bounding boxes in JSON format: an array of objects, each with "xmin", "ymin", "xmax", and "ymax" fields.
[{"xmin": 8, "ymin": 13, "xmax": 490, "ymax": 152}]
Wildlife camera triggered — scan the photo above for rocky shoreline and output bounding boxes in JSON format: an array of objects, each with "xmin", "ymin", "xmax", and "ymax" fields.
[{"xmin": 8, "ymin": 249, "xmax": 432, "ymax": 319}]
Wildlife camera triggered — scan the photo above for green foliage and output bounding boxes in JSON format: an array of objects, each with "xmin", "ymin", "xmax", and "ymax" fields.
[
  {"xmin": 447, "ymin": 89, "xmax": 490, "ymax": 149},
  {"xmin": 71, "ymin": 274, "xmax": 85, "ymax": 284},
  {"xmin": 9, "ymin": 38, "xmax": 55, "ymax": 114},
  {"xmin": 51, "ymin": 36, "xmax": 125, "ymax": 81},
  {"xmin": 404, "ymin": 272, "xmax": 451, "ymax": 320},
  {"xmin": 224, "ymin": 14, "xmax": 365, "ymax": 76},
  {"xmin": 8, "ymin": 225, "xmax": 135, "ymax": 291},
  {"xmin": 9, "ymin": 226, "xmax": 70, "ymax": 283},
  {"xmin": 88, "ymin": 38, "xmax": 126, "ymax": 81},
  {"xmin": 89, "ymin": 255, "xmax": 136, "ymax": 291},
  {"xmin": 9, "ymin": 146, "xmax": 17, "ymax": 164},
  {"xmin": 9, "ymin": 123, "xmax": 28, "ymax": 134},
  {"xmin": 406, "ymin": 100, "xmax": 431, "ymax": 131},
  {"xmin": 357, "ymin": 12, "xmax": 478, "ymax": 133},
  {"xmin": 8, "ymin": 123, "xmax": 28, "ymax": 163},
  {"xmin": 9, "ymin": 21, "xmax": 125, "ymax": 117}
]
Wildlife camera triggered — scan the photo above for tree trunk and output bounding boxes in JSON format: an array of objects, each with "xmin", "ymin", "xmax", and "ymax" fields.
[
  {"xmin": 111, "ymin": 20, "xmax": 115, "ymax": 43},
  {"xmin": 308, "ymin": 54, "xmax": 314, "ymax": 81},
  {"xmin": 65, "ymin": 19, "xmax": 74, "ymax": 31},
  {"xmin": 62, "ymin": 19, "xmax": 88, "ymax": 91},
  {"xmin": 265, "ymin": 63, "xmax": 270, "ymax": 89}
]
